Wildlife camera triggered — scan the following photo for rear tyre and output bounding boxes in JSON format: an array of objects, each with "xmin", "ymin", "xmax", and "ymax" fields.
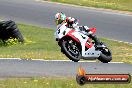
[
  {"xmin": 98, "ymin": 47, "xmax": 112, "ymax": 63},
  {"xmin": 61, "ymin": 38, "xmax": 81, "ymax": 62}
]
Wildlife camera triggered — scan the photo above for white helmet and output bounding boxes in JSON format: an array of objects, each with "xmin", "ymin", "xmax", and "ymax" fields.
[{"xmin": 55, "ymin": 12, "xmax": 66, "ymax": 25}]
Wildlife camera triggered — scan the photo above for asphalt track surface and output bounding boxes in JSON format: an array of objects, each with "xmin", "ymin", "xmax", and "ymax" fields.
[
  {"xmin": 0, "ymin": 0, "xmax": 132, "ymax": 77},
  {"xmin": 0, "ymin": 59, "xmax": 132, "ymax": 77},
  {"xmin": 0, "ymin": 0, "xmax": 132, "ymax": 43}
]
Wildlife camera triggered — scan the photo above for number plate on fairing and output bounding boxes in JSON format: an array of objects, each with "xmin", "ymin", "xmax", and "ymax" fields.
[{"xmin": 72, "ymin": 32, "xmax": 88, "ymax": 42}]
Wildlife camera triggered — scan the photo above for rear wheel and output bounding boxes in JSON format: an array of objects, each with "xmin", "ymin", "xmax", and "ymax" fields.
[
  {"xmin": 61, "ymin": 38, "xmax": 81, "ymax": 62},
  {"xmin": 98, "ymin": 47, "xmax": 112, "ymax": 63}
]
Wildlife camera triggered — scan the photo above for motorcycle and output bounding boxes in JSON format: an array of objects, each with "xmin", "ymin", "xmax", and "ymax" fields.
[{"xmin": 55, "ymin": 23, "xmax": 112, "ymax": 63}]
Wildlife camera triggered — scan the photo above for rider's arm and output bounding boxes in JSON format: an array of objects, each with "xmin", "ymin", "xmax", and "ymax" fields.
[
  {"xmin": 66, "ymin": 17, "xmax": 78, "ymax": 28},
  {"xmin": 83, "ymin": 26, "xmax": 96, "ymax": 35}
]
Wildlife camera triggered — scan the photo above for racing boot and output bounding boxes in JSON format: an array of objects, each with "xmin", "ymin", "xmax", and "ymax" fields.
[{"xmin": 89, "ymin": 34, "xmax": 103, "ymax": 48}]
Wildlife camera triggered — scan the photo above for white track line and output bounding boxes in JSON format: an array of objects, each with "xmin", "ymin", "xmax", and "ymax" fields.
[
  {"xmin": 32, "ymin": 59, "xmax": 124, "ymax": 63},
  {"xmin": 0, "ymin": 58, "xmax": 21, "ymax": 60},
  {"xmin": 32, "ymin": 59, "xmax": 97, "ymax": 62},
  {"xmin": 108, "ymin": 39, "xmax": 132, "ymax": 45},
  {"xmin": 0, "ymin": 58, "xmax": 124, "ymax": 63},
  {"xmin": 35, "ymin": 0, "xmax": 41, "ymax": 2},
  {"xmin": 109, "ymin": 62, "xmax": 124, "ymax": 63}
]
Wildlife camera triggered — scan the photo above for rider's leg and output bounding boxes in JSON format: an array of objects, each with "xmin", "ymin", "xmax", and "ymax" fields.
[
  {"xmin": 89, "ymin": 34, "xmax": 101, "ymax": 45},
  {"xmin": 79, "ymin": 26, "xmax": 103, "ymax": 48}
]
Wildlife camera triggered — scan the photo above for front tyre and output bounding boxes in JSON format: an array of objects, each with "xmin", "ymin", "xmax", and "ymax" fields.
[
  {"xmin": 61, "ymin": 39, "xmax": 81, "ymax": 62},
  {"xmin": 98, "ymin": 47, "xmax": 112, "ymax": 63}
]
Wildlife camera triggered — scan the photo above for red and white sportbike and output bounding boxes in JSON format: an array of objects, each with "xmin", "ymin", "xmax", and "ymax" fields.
[{"xmin": 55, "ymin": 23, "xmax": 112, "ymax": 63}]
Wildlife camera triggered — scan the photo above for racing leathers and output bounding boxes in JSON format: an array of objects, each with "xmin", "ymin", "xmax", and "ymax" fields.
[{"xmin": 65, "ymin": 17, "xmax": 101, "ymax": 45}]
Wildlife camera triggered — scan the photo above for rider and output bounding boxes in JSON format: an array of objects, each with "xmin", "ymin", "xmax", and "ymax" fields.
[{"xmin": 55, "ymin": 12, "xmax": 102, "ymax": 47}]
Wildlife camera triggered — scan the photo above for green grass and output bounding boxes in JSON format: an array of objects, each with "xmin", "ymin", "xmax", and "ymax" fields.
[
  {"xmin": 0, "ymin": 77, "xmax": 131, "ymax": 88},
  {"xmin": 0, "ymin": 24, "xmax": 132, "ymax": 63},
  {"xmin": 0, "ymin": 24, "xmax": 66, "ymax": 60},
  {"xmin": 48, "ymin": 0, "xmax": 132, "ymax": 12}
]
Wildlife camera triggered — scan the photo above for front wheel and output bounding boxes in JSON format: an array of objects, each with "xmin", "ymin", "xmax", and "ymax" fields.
[
  {"xmin": 61, "ymin": 38, "xmax": 81, "ymax": 62},
  {"xmin": 98, "ymin": 47, "xmax": 112, "ymax": 63}
]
